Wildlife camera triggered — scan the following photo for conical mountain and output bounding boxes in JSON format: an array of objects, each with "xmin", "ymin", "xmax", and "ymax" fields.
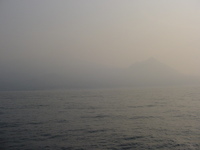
[
  {"xmin": 129, "ymin": 57, "xmax": 181, "ymax": 77},
  {"xmin": 124, "ymin": 58, "xmax": 186, "ymax": 86}
]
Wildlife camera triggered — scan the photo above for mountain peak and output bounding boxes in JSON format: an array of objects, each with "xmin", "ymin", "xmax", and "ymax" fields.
[
  {"xmin": 129, "ymin": 58, "xmax": 181, "ymax": 77},
  {"xmin": 130, "ymin": 58, "xmax": 163, "ymax": 68},
  {"xmin": 145, "ymin": 57, "xmax": 160, "ymax": 63}
]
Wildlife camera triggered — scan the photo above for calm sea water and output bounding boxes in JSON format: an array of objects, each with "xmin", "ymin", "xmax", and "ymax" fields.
[{"xmin": 1, "ymin": 86, "xmax": 200, "ymax": 150}]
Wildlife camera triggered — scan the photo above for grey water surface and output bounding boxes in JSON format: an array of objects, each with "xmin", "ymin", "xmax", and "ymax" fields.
[{"xmin": 1, "ymin": 87, "xmax": 200, "ymax": 150}]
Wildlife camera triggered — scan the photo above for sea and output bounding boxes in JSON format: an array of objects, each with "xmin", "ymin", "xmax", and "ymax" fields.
[{"xmin": 0, "ymin": 86, "xmax": 200, "ymax": 150}]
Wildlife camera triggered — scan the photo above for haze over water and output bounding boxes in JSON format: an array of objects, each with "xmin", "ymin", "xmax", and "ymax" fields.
[
  {"xmin": 1, "ymin": 0, "xmax": 200, "ymax": 90},
  {"xmin": 1, "ymin": 1, "xmax": 200, "ymax": 149}
]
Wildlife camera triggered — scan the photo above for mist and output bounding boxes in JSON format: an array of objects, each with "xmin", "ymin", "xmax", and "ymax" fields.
[{"xmin": 1, "ymin": 0, "xmax": 200, "ymax": 90}]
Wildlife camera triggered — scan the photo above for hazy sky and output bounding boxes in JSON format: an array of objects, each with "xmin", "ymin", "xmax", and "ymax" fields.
[{"xmin": 1, "ymin": 0, "xmax": 200, "ymax": 75}]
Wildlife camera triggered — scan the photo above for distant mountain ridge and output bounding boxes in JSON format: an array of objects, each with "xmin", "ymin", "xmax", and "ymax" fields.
[
  {"xmin": 123, "ymin": 58, "xmax": 199, "ymax": 86},
  {"xmin": 0, "ymin": 57, "xmax": 200, "ymax": 90},
  {"xmin": 128, "ymin": 57, "xmax": 182, "ymax": 78}
]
